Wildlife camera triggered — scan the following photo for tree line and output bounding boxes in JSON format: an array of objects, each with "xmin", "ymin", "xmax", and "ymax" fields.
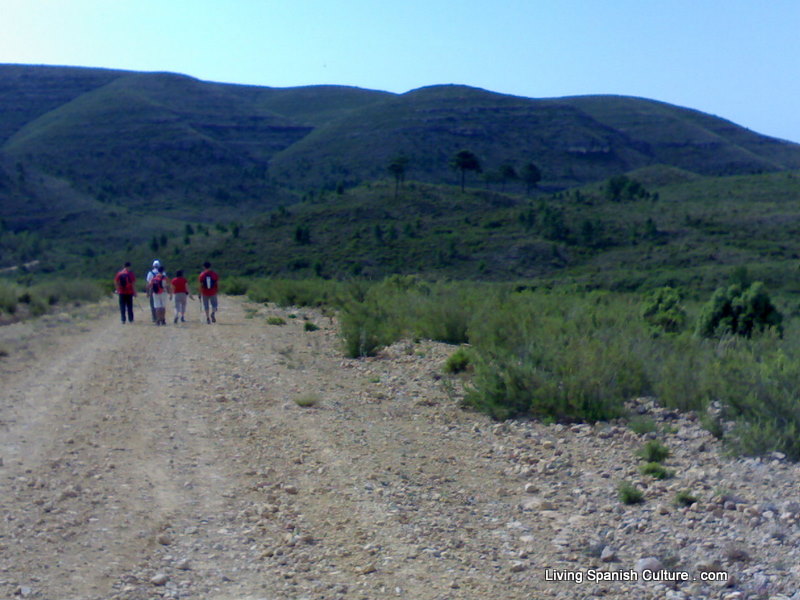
[{"xmin": 387, "ymin": 150, "xmax": 542, "ymax": 197}]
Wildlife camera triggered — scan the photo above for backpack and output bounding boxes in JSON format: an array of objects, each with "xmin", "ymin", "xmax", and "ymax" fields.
[
  {"xmin": 151, "ymin": 274, "xmax": 163, "ymax": 293},
  {"xmin": 118, "ymin": 272, "xmax": 129, "ymax": 288},
  {"xmin": 203, "ymin": 273, "xmax": 215, "ymax": 290}
]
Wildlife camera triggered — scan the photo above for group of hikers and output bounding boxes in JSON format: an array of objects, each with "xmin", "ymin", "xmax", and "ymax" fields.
[{"xmin": 113, "ymin": 260, "xmax": 220, "ymax": 325}]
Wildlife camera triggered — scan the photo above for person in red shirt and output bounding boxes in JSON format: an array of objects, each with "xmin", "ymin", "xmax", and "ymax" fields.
[
  {"xmin": 114, "ymin": 262, "xmax": 136, "ymax": 324},
  {"xmin": 198, "ymin": 261, "xmax": 219, "ymax": 324},
  {"xmin": 170, "ymin": 269, "xmax": 192, "ymax": 323}
]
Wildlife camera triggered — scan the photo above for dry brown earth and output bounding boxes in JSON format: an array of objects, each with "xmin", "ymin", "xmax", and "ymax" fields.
[{"xmin": 1, "ymin": 296, "xmax": 800, "ymax": 600}]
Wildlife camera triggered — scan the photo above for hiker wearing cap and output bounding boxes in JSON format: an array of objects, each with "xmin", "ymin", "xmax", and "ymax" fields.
[
  {"xmin": 147, "ymin": 265, "xmax": 169, "ymax": 326},
  {"xmin": 198, "ymin": 261, "xmax": 219, "ymax": 324},
  {"xmin": 170, "ymin": 269, "xmax": 192, "ymax": 323},
  {"xmin": 114, "ymin": 262, "xmax": 136, "ymax": 324},
  {"xmin": 146, "ymin": 259, "xmax": 164, "ymax": 322}
]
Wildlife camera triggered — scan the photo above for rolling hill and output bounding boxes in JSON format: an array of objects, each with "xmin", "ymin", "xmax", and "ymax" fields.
[
  {"xmin": 3, "ymin": 64, "xmax": 800, "ymax": 282},
  {"xmin": 3, "ymin": 65, "xmax": 800, "ymax": 205}
]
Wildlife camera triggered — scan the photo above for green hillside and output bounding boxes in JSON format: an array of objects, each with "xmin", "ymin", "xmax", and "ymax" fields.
[
  {"xmin": 3, "ymin": 64, "xmax": 800, "ymax": 287},
  {"xmin": 81, "ymin": 170, "xmax": 799, "ymax": 299},
  {"xmin": 269, "ymin": 85, "xmax": 800, "ymax": 190}
]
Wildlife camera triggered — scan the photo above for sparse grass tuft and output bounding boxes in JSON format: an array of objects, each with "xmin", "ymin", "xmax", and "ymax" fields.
[
  {"xmin": 617, "ymin": 481, "xmax": 645, "ymax": 505},
  {"xmin": 628, "ymin": 415, "xmax": 658, "ymax": 436},
  {"xmin": 638, "ymin": 462, "xmax": 674, "ymax": 480},
  {"xmin": 443, "ymin": 347, "xmax": 472, "ymax": 374},
  {"xmin": 673, "ymin": 490, "xmax": 698, "ymax": 507},
  {"xmin": 637, "ymin": 440, "xmax": 670, "ymax": 463},
  {"xmin": 294, "ymin": 394, "xmax": 321, "ymax": 408},
  {"xmin": 304, "ymin": 321, "xmax": 320, "ymax": 332},
  {"xmin": 267, "ymin": 316, "xmax": 287, "ymax": 326}
]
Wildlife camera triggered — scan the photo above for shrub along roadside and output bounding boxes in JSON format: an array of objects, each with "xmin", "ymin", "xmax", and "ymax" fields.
[
  {"xmin": 246, "ymin": 276, "xmax": 800, "ymax": 461},
  {"xmin": 0, "ymin": 278, "xmax": 105, "ymax": 319}
]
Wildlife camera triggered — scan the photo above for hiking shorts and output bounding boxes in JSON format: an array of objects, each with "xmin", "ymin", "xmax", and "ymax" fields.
[
  {"xmin": 173, "ymin": 292, "xmax": 188, "ymax": 313},
  {"xmin": 202, "ymin": 294, "xmax": 218, "ymax": 312},
  {"xmin": 152, "ymin": 292, "xmax": 166, "ymax": 309}
]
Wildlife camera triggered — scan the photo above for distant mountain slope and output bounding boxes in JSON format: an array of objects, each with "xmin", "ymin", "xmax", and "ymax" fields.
[
  {"xmin": 3, "ymin": 71, "xmax": 313, "ymax": 209},
  {"xmin": 269, "ymin": 84, "xmax": 644, "ymax": 189},
  {"xmin": 558, "ymin": 95, "xmax": 800, "ymax": 174},
  {"xmin": 270, "ymin": 85, "xmax": 800, "ymax": 189},
  {"xmin": 0, "ymin": 64, "xmax": 124, "ymax": 144},
  {"xmin": 3, "ymin": 63, "xmax": 800, "ymax": 262},
  {"xmin": 252, "ymin": 85, "xmax": 394, "ymax": 126}
]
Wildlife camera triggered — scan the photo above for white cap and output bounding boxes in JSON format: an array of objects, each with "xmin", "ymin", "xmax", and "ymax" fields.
[{"xmin": 153, "ymin": 259, "xmax": 161, "ymax": 267}]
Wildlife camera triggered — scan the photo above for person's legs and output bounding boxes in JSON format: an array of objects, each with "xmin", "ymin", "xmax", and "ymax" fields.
[
  {"xmin": 149, "ymin": 293, "xmax": 156, "ymax": 322},
  {"xmin": 210, "ymin": 294, "xmax": 218, "ymax": 322},
  {"xmin": 124, "ymin": 295, "xmax": 134, "ymax": 322},
  {"xmin": 203, "ymin": 295, "xmax": 211, "ymax": 323},
  {"xmin": 119, "ymin": 294, "xmax": 127, "ymax": 323},
  {"xmin": 174, "ymin": 293, "xmax": 186, "ymax": 323},
  {"xmin": 153, "ymin": 294, "xmax": 166, "ymax": 325}
]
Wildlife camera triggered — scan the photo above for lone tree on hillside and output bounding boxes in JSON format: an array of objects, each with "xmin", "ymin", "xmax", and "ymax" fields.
[
  {"xmin": 387, "ymin": 154, "xmax": 409, "ymax": 200},
  {"xmin": 521, "ymin": 162, "xmax": 542, "ymax": 194},
  {"xmin": 499, "ymin": 164, "xmax": 519, "ymax": 192},
  {"xmin": 450, "ymin": 150, "xmax": 482, "ymax": 192}
]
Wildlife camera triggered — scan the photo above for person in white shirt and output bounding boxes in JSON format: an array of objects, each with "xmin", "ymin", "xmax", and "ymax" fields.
[{"xmin": 146, "ymin": 259, "xmax": 165, "ymax": 323}]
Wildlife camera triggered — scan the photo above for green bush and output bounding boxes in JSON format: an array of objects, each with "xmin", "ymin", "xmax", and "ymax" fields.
[
  {"xmin": 266, "ymin": 316, "xmax": 286, "ymax": 326},
  {"xmin": 444, "ymin": 347, "xmax": 472, "ymax": 374},
  {"xmin": 0, "ymin": 281, "xmax": 19, "ymax": 314},
  {"xmin": 222, "ymin": 277, "xmax": 248, "ymax": 295},
  {"xmin": 617, "ymin": 481, "xmax": 645, "ymax": 505},
  {"xmin": 408, "ymin": 286, "xmax": 473, "ymax": 344},
  {"xmin": 248, "ymin": 278, "xmax": 344, "ymax": 308},
  {"xmin": 32, "ymin": 278, "xmax": 104, "ymax": 306},
  {"xmin": 694, "ymin": 334, "xmax": 800, "ymax": 460},
  {"xmin": 339, "ymin": 299, "xmax": 400, "ymax": 358},
  {"xmin": 641, "ymin": 286, "xmax": 687, "ymax": 334},
  {"xmin": 638, "ymin": 462, "xmax": 674, "ymax": 479},
  {"xmin": 464, "ymin": 292, "xmax": 649, "ymax": 422},
  {"xmin": 647, "ymin": 333, "xmax": 712, "ymax": 412},
  {"xmin": 696, "ymin": 282, "xmax": 783, "ymax": 338},
  {"xmin": 304, "ymin": 321, "xmax": 320, "ymax": 332},
  {"xmin": 673, "ymin": 490, "xmax": 698, "ymax": 507},
  {"xmin": 0, "ymin": 278, "xmax": 104, "ymax": 317},
  {"xmin": 637, "ymin": 440, "xmax": 670, "ymax": 463},
  {"xmin": 238, "ymin": 277, "xmax": 800, "ymax": 462},
  {"xmin": 628, "ymin": 415, "xmax": 658, "ymax": 435},
  {"xmin": 294, "ymin": 393, "xmax": 321, "ymax": 408}
]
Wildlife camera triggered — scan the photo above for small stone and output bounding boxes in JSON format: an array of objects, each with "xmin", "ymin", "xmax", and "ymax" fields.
[
  {"xmin": 523, "ymin": 483, "xmax": 538, "ymax": 494},
  {"xmin": 358, "ymin": 563, "xmax": 377, "ymax": 575},
  {"xmin": 284, "ymin": 484, "xmax": 299, "ymax": 495},
  {"xmin": 150, "ymin": 573, "xmax": 169, "ymax": 586},
  {"xmin": 696, "ymin": 560, "xmax": 722, "ymax": 573},
  {"xmin": 509, "ymin": 561, "xmax": 527, "ymax": 572},
  {"xmin": 635, "ymin": 557, "xmax": 663, "ymax": 574},
  {"xmin": 521, "ymin": 497, "xmax": 557, "ymax": 511},
  {"xmin": 156, "ymin": 534, "xmax": 172, "ymax": 545},
  {"xmin": 600, "ymin": 546, "xmax": 617, "ymax": 562},
  {"xmin": 176, "ymin": 558, "xmax": 191, "ymax": 571}
]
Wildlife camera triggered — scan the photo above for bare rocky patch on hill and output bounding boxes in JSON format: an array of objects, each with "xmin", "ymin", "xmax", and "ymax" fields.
[{"xmin": 1, "ymin": 297, "xmax": 799, "ymax": 599}]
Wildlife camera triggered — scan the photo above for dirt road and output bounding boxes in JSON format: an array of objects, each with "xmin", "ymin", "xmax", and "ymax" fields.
[
  {"xmin": 0, "ymin": 297, "xmax": 543, "ymax": 600},
  {"xmin": 2, "ymin": 297, "xmax": 799, "ymax": 600}
]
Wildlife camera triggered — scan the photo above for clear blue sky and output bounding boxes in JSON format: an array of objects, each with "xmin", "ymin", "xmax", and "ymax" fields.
[{"xmin": 3, "ymin": 0, "xmax": 800, "ymax": 142}]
